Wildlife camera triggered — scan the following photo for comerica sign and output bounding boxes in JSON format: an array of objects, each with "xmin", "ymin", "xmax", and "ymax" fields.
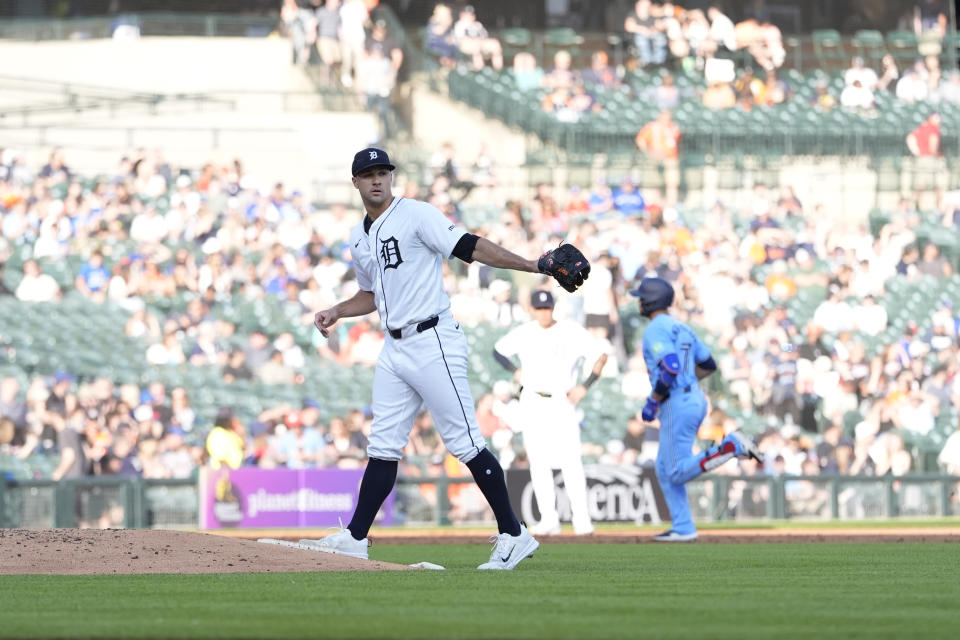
[{"xmin": 507, "ymin": 465, "xmax": 669, "ymax": 524}]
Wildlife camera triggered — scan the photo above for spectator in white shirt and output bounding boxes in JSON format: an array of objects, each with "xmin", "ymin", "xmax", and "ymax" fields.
[
  {"xmin": 895, "ymin": 392, "xmax": 937, "ymax": 437},
  {"xmin": 938, "ymin": 421, "xmax": 960, "ymax": 475},
  {"xmin": 812, "ymin": 287, "xmax": 853, "ymax": 333},
  {"xmin": 896, "ymin": 66, "xmax": 929, "ymax": 103},
  {"xmin": 840, "ymin": 79, "xmax": 875, "ymax": 111},
  {"xmin": 453, "ymin": 5, "xmax": 503, "ymax": 71},
  {"xmin": 850, "ymin": 258, "xmax": 887, "ymax": 297},
  {"xmin": 935, "ymin": 71, "xmax": 960, "ymax": 104},
  {"xmin": 338, "ymin": 0, "xmax": 368, "ymax": 88},
  {"xmin": 707, "ymin": 6, "xmax": 737, "ymax": 55},
  {"xmin": 851, "ymin": 295, "xmax": 888, "ymax": 336},
  {"xmin": 844, "ymin": 56, "xmax": 878, "ymax": 90},
  {"xmin": 15, "ymin": 259, "xmax": 61, "ymax": 303},
  {"xmin": 129, "ymin": 206, "xmax": 169, "ymax": 245}
]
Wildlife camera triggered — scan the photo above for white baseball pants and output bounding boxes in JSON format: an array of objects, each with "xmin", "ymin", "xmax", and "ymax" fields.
[
  {"xmin": 367, "ymin": 311, "xmax": 485, "ymax": 463},
  {"xmin": 518, "ymin": 391, "xmax": 593, "ymax": 533}
]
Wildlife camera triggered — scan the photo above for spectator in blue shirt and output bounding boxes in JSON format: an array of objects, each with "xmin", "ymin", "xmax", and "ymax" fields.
[
  {"xmin": 275, "ymin": 411, "xmax": 326, "ymax": 468},
  {"xmin": 39, "ymin": 148, "xmax": 71, "ymax": 185},
  {"xmin": 75, "ymin": 251, "xmax": 111, "ymax": 302},
  {"xmin": 612, "ymin": 176, "xmax": 645, "ymax": 216},
  {"xmin": 264, "ymin": 262, "xmax": 292, "ymax": 296},
  {"xmin": 588, "ymin": 178, "xmax": 615, "ymax": 216}
]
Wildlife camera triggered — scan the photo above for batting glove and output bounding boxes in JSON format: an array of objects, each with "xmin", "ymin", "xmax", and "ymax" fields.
[{"xmin": 641, "ymin": 397, "xmax": 660, "ymax": 422}]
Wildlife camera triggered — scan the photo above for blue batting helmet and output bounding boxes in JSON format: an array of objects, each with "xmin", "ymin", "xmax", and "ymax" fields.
[{"xmin": 629, "ymin": 277, "xmax": 674, "ymax": 317}]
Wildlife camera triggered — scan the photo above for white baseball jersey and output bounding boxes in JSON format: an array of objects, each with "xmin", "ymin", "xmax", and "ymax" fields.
[
  {"xmin": 349, "ymin": 197, "xmax": 467, "ymax": 332},
  {"xmin": 347, "ymin": 197, "xmax": 484, "ymax": 463},
  {"xmin": 494, "ymin": 320, "xmax": 606, "ymax": 397}
]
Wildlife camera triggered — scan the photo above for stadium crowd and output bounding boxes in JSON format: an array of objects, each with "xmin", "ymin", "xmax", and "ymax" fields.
[
  {"xmin": 285, "ymin": 1, "xmax": 956, "ymax": 122},
  {"xmin": 1, "ymin": 139, "xmax": 959, "ymax": 496},
  {"xmin": 1, "ymin": 3, "xmax": 959, "ymax": 517}
]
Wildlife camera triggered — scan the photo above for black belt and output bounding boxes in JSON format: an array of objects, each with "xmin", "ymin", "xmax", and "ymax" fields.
[
  {"xmin": 535, "ymin": 391, "xmax": 552, "ymax": 398},
  {"xmin": 388, "ymin": 315, "xmax": 439, "ymax": 339}
]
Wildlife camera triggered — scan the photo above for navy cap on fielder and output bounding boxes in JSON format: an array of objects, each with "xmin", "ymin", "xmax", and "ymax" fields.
[
  {"xmin": 630, "ymin": 277, "xmax": 674, "ymax": 317},
  {"xmin": 531, "ymin": 290, "xmax": 555, "ymax": 309},
  {"xmin": 352, "ymin": 147, "xmax": 396, "ymax": 176}
]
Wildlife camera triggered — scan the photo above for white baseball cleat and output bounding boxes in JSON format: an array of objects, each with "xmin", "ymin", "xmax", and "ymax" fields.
[
  {"xmin": 528, "ymin": 520, "xmax": 562, "ymax": 536},
  {"xmin": 299, "ymin": 525, "xmax": 369, "ymax": 560},
  {"xmin": 651, "ymin": 529, "xmax": 699, "ymax": 542},
  {"xmin": 477, "ymin": 525, "xmax": 540, "ymax": 570},
  {"xmin": 573, "ymin": 525, "xmax": 595, "ymax": 536}
]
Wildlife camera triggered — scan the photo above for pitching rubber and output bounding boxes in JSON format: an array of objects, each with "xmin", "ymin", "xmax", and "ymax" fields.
[
  {"xmin": 257, "ymin": 538, "xmax": 327, "ymax": 552},
  {"xmin": 256, "ymin": 538, "xmax": 446, "ymax": 569}
]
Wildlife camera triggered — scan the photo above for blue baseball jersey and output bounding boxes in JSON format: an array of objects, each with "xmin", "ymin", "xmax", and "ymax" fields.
[{"xmin": 642, "ymin": 313, "xmax": 711, "ymax": 393}]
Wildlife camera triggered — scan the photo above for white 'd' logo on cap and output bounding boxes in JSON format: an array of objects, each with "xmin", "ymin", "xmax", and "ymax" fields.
[{"xmin": 369, "ymin": 151, "xmax": 378, "ymax": 159}]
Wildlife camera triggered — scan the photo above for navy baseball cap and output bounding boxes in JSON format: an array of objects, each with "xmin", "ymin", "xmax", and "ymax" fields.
[
  {"xmin": 352, "ymin": 147, "xmax": 396, "ymax": 176},
  {"xmin": 53, "ymin": 371, "xmax": 76, "ymax": 384},
  {"xmin": 531, "ymin": 290, "xmax": 555, "ymax": 309}
]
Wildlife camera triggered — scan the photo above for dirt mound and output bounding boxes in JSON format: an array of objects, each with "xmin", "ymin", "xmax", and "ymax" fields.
[{"xmin": 0, "ymin": 528, "xmax": 412, "ymax": 575}]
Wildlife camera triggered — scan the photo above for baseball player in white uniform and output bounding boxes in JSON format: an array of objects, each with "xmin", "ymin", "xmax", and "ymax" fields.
[
  {"xmin": 493, "ymin": 290, "xmax": 608, "ymax": 535},
  {"xmin": 304, "ymin": 148, "xmax": 588, "ymax": 570}
]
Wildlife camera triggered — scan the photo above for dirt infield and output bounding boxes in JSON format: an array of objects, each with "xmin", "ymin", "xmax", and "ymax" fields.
[
  {"xmin": 2, "ymin": 527, "xmax": 957, "ymax": 575},
  {"xmin": 216, "ymin": 526, "xmax": 960, "ymax": 545},
  {"xmin": 0, "ymin": 528, "xmax": 411, "ymax": 575}
]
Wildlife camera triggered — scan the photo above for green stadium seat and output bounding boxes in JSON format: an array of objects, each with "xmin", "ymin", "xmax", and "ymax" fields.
[
  {"xmin": 498, "ymin": 27, "xmax": 532, "ymax": 60},
  {"xmin": 542, "ymin": 27, "xmax": 584, "ymax": 57},
  {"xmin": 852, "ymin": 29, "xmax": 885, "ymax": 66},
  {"xmin": 886, "ymin": 30, "xmax": 918, "ymax": 65},
  {"xmin": 812, "ymin": 29, "xmax": 846, "ymax": 69},
  {"xmin": 939, "ymin": 32, "xmax": 960, "ymax": 68},
  {"xmin": 785, "ymin": 68, "xmax": 804, "ymax": 86}
]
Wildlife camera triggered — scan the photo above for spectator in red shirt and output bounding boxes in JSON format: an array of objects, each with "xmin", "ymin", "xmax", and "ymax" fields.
[
  {"xmin": 907, "ymin": 113, "xmax": 941, "ymax": 156},
  {"xmin": 563, "ymin": 185, "xmax": 591, "ymax": 216}
]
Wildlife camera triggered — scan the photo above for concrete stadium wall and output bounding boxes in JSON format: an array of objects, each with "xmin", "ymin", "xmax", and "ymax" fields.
[
  {"xmin": 0, "ymin": 37, "xmax": 377, "ymax": 202},
  {"xmin": 0, "ymin": 37, "xmax": 312, "ymax": 94}
]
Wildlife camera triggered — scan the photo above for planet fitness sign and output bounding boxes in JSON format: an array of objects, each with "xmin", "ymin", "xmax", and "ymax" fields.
[{"xmin": 199, "ymin": 468, "xmax": 394, "ymax": 529}]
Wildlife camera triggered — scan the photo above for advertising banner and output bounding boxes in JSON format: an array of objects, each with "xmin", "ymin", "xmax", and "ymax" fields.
[
  {"xmin": 200, "ymin": 468, "xmax": 394, "ymax": 529},
  {"xmin": 506, "ymin": 464, "xmax": 669, "ymax": 524}
]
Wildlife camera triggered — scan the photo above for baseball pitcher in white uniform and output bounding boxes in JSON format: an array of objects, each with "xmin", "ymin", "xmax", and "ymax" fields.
[
  {"xmin": 304, "ymin": 148, "xmax": 590, "ymax": 570},
  {"xmin": 494, "ymin": 290, "xmax": 608, "ymax": 535}
]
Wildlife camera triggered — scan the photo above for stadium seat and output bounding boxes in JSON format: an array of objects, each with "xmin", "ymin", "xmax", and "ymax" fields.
[
  {"xmin": 886, "ymin": 30, "xmax": 919, "ymax": 65},
  {"xmin": 852, "ymin": 30, "xmax": 886, "ymax": 67},
  {"xmin": 939, "ymin": 32, "xmax": 960, "ymax": 68},
  {"xmin": 812, "ymin": 29, "xmax": 846, "ymax": 70},
  {"xmin": 542, "ymin": 27, "xmax": 584, "ymax": 58},
  {"xmin": 498, "ymin": 27, "xmax": 532, "ymax": 60}
]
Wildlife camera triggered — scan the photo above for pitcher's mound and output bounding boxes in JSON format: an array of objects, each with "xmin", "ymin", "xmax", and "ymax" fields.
[{"xmin": 0, "ymin": 528, "xmax": 411, "ymax": 575}]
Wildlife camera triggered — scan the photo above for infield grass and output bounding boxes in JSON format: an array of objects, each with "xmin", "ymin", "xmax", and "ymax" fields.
[{"xmin": 1, "ymin": 543, "xmax": 956, "ymax": 640}]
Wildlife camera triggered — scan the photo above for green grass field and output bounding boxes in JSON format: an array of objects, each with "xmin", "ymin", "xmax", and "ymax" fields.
[
  {"xmin": 1, "ymin": 543, "xmax": 957, "ymax": 639},
  {"xmin": 357, "ymin": 516, "xmax": 960, "ymax": 534}
]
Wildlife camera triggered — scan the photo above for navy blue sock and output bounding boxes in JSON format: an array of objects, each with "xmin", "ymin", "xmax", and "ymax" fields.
[
  {"xmin": 347, "ymin": 458, "xmax": 397, "ymax": 540},
  {"xmin": 466, "ymin": 448, "xmax": 521, "ymax": 536}
]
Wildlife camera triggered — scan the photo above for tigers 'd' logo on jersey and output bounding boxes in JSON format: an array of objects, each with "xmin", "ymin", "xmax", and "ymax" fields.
[{"xmin": 380, "ymin": 236, "xmax": 403, "ymax": 269}]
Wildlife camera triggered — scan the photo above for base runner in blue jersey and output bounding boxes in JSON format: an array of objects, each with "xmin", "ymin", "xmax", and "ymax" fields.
[{"xmin": 632, "ymin": 277, "xmax": 761, "ymax": 542}]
